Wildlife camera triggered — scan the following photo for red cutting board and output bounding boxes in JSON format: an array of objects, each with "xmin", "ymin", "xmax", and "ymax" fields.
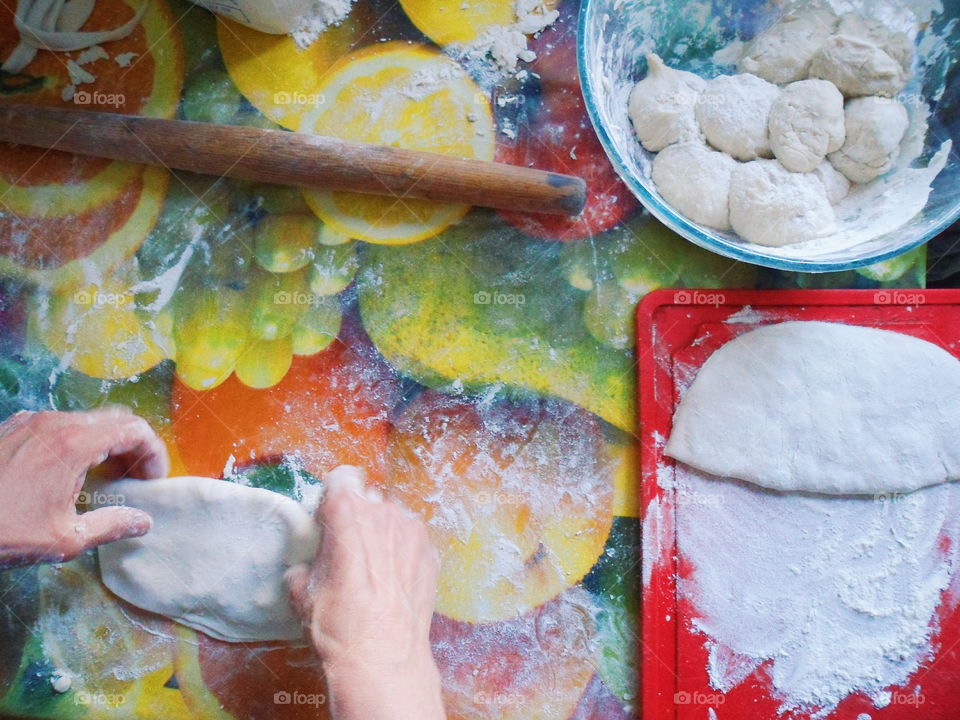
[{"xmin": 636, "ymin": 288, "xmax": 960, "ymax": 720}]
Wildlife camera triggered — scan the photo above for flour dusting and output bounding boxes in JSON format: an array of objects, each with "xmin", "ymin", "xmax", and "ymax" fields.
[
  {"xmin": 291, "ymin": 0, "xmax": 355, "ymax": 49},
  {"xmin": 675, "ymin": 464, "xmax": 960, "ymax": 715},
  {"xmin": 455, "ymin": 0, "xmax": 560, "ymax": 72},
  {"xmin": 641, "ymin": 497, "xmax": 669, "ymax": 586}
]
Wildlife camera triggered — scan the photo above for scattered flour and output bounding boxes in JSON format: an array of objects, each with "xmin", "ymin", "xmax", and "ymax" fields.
[
  {"xmin": 641, "ymin": 496, "xmax": 671, "ymax": 587},
  {"xmin": 75, "ymin": 44, "xmax": 109, "ymax": 65},
  {"xmin": 114, "ymin": 51, "xmax": 138, "ymax": 67},
  {"xmin": 50, "ymin": 672, "xmax": 72, "ymax": 694},
  {"xmin": 66, "ymin": 59, "xmax": 96, "ymax": 85},
  {"xmin": 430, "ymin": 589, "xmax": 597, "ymax": 719},
  {"xmin": 675, "ymin": 463, "xmax": 960, "ymax": 715},
  {"xmin": 291, "ymin": 0, "xmax": 355, "ymax": 49},
  {"xmin": 722, "ymin": 305, "xmax": 767, "ymax": 324},
  {"xmin": 456, "ymin": 0, "xmax": 560, "ymax": 72}
]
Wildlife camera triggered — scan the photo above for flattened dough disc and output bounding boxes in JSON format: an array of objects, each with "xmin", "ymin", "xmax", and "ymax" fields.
[
  {"xmin": 665, "ymin": 321, "xmax": 960, "ymax": 495},
  {"xmin": 96, "ymin": 476, "xmax": 319, "ymax": 642}
]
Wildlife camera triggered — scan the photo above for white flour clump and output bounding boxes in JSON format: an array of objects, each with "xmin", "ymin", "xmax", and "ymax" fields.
[
  {"xmin": 460, "ymin": 0, "xmax": 560, "ymax": 72},
  {"xmin": 768, "ymin": 78, "xmax": 845, "ymax": 172},
  {"xmin": 729, "ymin": 159, "xmax": 835, "ymax": 246},
  {"xmin": 829, "ymin": 96, "xmax": 909, "ymax": 184},
  {"xmin": 628, "ymin": 53, "xmax": 705, "ymax": 152},
  {"xmin": 676, "ymin": 464, "xmax": 960, "ymax": 715},
  {"xmin": 652, "ymin": 142, "xmax": 736, "ymax": 230},
  {"xmin": 292, "ymin": 0, "xmax": 355, "ymax": 48},
  {"xmin": 695, "ymin": 73, "xmax": 780, "ymax": 161},
  {"xmin": 738, "ymin": 7, "xmax": 838, "ymax": 84}
]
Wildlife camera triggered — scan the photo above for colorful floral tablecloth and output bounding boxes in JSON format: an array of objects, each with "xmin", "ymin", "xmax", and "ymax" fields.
[{"xmin": 0, "ymin": 1, "xmax": 928, "ymax": 719}]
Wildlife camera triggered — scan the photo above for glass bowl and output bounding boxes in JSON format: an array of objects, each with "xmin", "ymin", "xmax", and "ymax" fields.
[{"xmin": 578, "ymin": 0, "xmax": 960, "ymax": 272}]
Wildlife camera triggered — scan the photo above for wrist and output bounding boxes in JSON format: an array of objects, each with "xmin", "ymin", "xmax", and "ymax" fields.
[{"xmin": 322, "ymin": 649, "xmax": 445, "ymax": 720}]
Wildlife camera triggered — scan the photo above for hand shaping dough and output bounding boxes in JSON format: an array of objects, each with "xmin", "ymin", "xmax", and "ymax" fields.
[
  {"xmin": 813, "ymin": 160, "xmax": 851, "ymax": 204},
  {"xmin": 651, "ymin": 142, "xmax": 737, "ymax": 231},
  {"xmin": 768, "ymin": 79, "xmax": 845, "ymax": 173},
  {"xmin": 666, "ymin": 322, "xmax": 960, "ymax": 495},
  {"xmin": 729, "ymin": 159, "xmax": 835, "ymax": 246},
  {"xmin": 738, "ymin": 8, "xmax": 838, "ymax": 84},
  {"xmin": 628, "ymin": 54, "xmax": 705, "ymax": 152},
  {"xmin": 829, "ymin": 96, "xmax": 909, "ymax": 183},
  {"xmin": 809, "ymin": 34, "xmax": 907, "ymax": 98},
  {"xmin": 695, "ymin": 73, "xmax": 779, "ymax": 161},
  {"xmin": 97, "ymin": 476, "xmax": 320, "ymax": 643}
]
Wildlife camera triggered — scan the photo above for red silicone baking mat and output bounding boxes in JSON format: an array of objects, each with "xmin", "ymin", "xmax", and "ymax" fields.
[{"xmin": 636, "ymin": 288, "xmax": 960, "ymax": 720}]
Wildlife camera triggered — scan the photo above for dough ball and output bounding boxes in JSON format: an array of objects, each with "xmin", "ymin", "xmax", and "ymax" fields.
[
  {"xmin": 813, "ymin": 160, "xmax": 851, "ymax": 204},
  {"xmin": 729, "ymin": 159, "xmax": 836, "ymax": 247},
  {"xmin": 652, "ymin": 142, "xmax": 738, "ymax": 231},
  {"xmin": 836, "ymin": 12, "xmax": 913, "ymax": 75},
  {"xmin": 738, "ymin": 8, "xmax": 838, "ymax": 84},
  {"xmin": 828, "ymin": 96, "xmax": 909, "ymax": 183},
  {"xmin": 628, "ymin": 53, "xmax": 705, "ymax": 152},
  {"xmin": 695, "ymin": 73, "xmax": 779, "ymax": 161},
  {"xmin": 768, "ymin": 79, "xmax": 845, "ymax": 172},
  {"xmin": 809, "ymin": 34, "xmax": 907, "ymax": 98}
]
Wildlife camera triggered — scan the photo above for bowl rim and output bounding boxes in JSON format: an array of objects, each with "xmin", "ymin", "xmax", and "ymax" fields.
[{"xmin": 575, "ymin": 0, "xmax": 959, "ymax": 273}]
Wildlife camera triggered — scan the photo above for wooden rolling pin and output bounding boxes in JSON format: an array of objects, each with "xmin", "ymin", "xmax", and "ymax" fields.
[{"xmin": 0, "ymin": 104, "xmax": 586, "ymax": 216}]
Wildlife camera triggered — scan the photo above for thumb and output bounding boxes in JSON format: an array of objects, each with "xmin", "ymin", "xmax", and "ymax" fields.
[
  {"xmin": 285, "ymin": 564, "xmax": 315, "ymax": 624},
  {"xmin": 76, "ymin": 507, "xmax": 152, "ymax": 552}
]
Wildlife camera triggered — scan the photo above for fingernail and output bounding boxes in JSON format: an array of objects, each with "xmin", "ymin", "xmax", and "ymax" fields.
[
  {"xmin": 324, "ymin": 465, "xmax": 366, "ymax": 496},
  {"xmin": 129, "ymin": 513, "xmax": 153, "ymax": 537}
]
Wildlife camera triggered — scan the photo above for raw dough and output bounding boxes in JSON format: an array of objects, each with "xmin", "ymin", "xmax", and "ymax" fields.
[
  {"xmin": 97, "ymin": 476, "xmax": 320, "ymax": 643},
  {"xmin": 829, "ymin": 96, "xmax": 909, "ymax": 183},
  {"xmin": 738, "ymin": 8, "xmax": 837, "ymax": 84},
  {"xmin": 728, "ymin": 159, "xmax": 835, "ymax": 246},
  {"xmin": 835, "ymin": 11, "xmax": 913, "ymax": 75},
  {"xmin": 809, "ymin": 34, "xmax": 907, "ymax": 98},
  {"xmin": 3, "ymin": 0, "xmax": 148, "ymax": 73},
  {"xmin": 627, "ymin": 54, "xmax": 705, "ymax": 152},
  {"xmin": 768, "ymin": 79, "xmax": 845, "ymax": 173},
  {"xmin": 57, "ymin": 0, "xmax": 96, "ymax": 32},
  {"xmin": 813, "ymin": 160, "xmax": 851, "ymax": 204},
  {"xmin": 651, "ymin": 142, "xmax": 737, "ymax": 231},
  {"xmin": 695, "ymin": 73, "xmax": 779, "ymax": 161},
  {"xmin": 665, "ymin": 321, "xmax": 960, "ymax": 495}
]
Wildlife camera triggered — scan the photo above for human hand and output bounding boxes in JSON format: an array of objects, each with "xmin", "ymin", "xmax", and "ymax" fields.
[
  {"xmin": 287, "ymin": 466, "xmax": 445, "ymax": 720},
  {"xmin": 0, "ymin": 408, "xmax": 169, "ymax": 568}
]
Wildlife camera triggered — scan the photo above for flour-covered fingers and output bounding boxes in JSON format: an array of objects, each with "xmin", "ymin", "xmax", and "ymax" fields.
[
  {"xmin": 59, "ymin": 412, "xmax": 170, "ymax": 480},
  {"xmin": 74, "ymin": 505, "xmax": 153, "ymax": 555},
  {"xmin": 286, "ymin": 564, "xmax": 315, "ymax": 624}
]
